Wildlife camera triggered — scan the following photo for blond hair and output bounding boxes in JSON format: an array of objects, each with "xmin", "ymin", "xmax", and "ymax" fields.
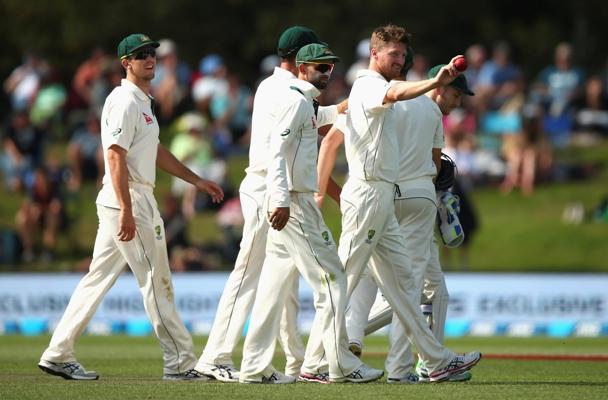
[{"xmin": 370, "ymin": 24, "xmax": 411, "ymax": 51}]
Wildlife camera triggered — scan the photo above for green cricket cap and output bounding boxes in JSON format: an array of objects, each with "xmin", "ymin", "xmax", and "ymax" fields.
[
  {"xmin": 277, "ymin": 26, "xmax": 324, "ymax": 57},
  {"xmin": 296, "ymin": 43, "xmax": 340, "ymax": 65},
  {"xmin": 117, "ymin": 33, "xmax": 159, "ymax": 59},
  {"xmin": 428, "ymin": 64, "xmax": 474, "ymax": 96}
]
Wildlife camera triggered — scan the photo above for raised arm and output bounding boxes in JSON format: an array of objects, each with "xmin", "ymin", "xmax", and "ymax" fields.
[{"xmin": 384, "ymin": 57, "xmax": 462, "ymax": 103}]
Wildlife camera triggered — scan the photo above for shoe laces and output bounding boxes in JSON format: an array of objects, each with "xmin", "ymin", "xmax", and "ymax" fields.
[
  {"xmin": 213, "ymin": 364, "xmax": 236, "ymax": 379},
  {"xmin": 311, "ymin": 372, "xmax": 329, "ymax": 381},
  {"xmin": 63, "ymin": 362, "xmax": 81, "ymax": 374},
  {"xmin": 446, "ymin": 356, "xmax": 465, "ymax": 370},
  {"xmin": 266, "ymin": 372, "xmax": 280, "ymax": 382},
  {"xmin": 348, "ymin": 369, "xmax": 364, "ymax": 379},
  {"xmin": 184, "ymin": 368, "xmax": 205, "ymax": 378}
]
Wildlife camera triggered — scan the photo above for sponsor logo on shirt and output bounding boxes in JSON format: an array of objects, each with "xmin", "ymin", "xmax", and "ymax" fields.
[
  {"xmin": 311, "ymin": 116, "xmax": 317, "ymax": 129},
  {"xmin": 111, "ymin": 128, "xmax": 122, "ymax": 137},
  {"xmin": 154, "ymin": 225, "xmax": 163, "ymax": 240},
  {"xmin": 322, "ymin": 230, "xmax": 332, "ymax": 246},
  {"xmin": 365, "ymin": 229, "xmax": 376, "ymax": 244},
  {"xmin": 281, "ymin": 128, "xmax": 291, "ymax": 137},
  {"xmin": 143, "ymin": 112, "xmax": 153, "ymax": 125}
]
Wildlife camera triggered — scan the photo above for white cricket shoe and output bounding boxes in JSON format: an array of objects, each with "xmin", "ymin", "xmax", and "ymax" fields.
[
  {"xmin": 298, "ymin": 371, "xmax": 330, "ymax": 384},
  {"xmin": 387, "ymin": 372, "xmax": 420, "ymax": 384},
  {"xmin": 38, "ymin": 359, "xmax": 99, "ymax": 380},
  {"xmin": 196, "ymin": 364, "xmax": 240, "ymax": 383},
  {"xmin": 163, "ymin": 368, "xmax": 211, "ymax": 381},
  {"xmin": 331, "ymin": 363, "xmax": 384, "ymax": 383},
  {"xmin": 417, "ymin": 360, "xmax": 472, "ymax": 383},
  {"xmin": 239, "ymin": 366, "xmax": 296, "ymax": 384},
  {"xmin": 428, "ymin": 352, "xmax": 482, "ymax": 382}
]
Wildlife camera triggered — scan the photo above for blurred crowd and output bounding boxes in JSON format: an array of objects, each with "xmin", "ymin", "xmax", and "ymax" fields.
[{"xmin": 1, "ymin": 37, "xmax": 608, "ymax": 270}]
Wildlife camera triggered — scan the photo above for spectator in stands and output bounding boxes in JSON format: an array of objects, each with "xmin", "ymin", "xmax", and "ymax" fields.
[
  {"xmin": 66, "ymin": 113, "xmax": 103, "ymax": 190},
  {"xmin": 162, "ymin": 193, "xmax": 190, "ymax": 259},
  {"xmin": 29, "ymin": 67, "xmax": 67, "ymax": 130},
  {"xmin": 532, "ymin": 42, "xmax": 585, "ymax": 147},
  {"xmin": 192, "ymin": 54, "xmax": 231, "ymax": 154},
  {"xmin": 15, "ymin": 165, "xmax": 67, "ymax": 263},
  {"xmin": 1, "ymin": 111, "xmax": 46, "ymax": 192},
  {"xmin": 572, "ymin": 75, "xmax": 608, "ymax": 139},
  {"xmin": 474, "ymin": 41, "xmax": 532, "ymax": 194},
  {"xmin": 406, "ymin": 53, "xmax": 429, "ymax": 82},
  {"xmin": 215, "ymin": 196, "xmax": 244, "ymax": 264},
  {"xmin": 162, "ymin": 194, "xmax": 211, "ymax": 272},
  {"xmin": 71, "ymin": 47, "xmax": 108, "ymax": 110},
  {"xmin": 210, "ymin": 72, "xmax": 253, "ymax": 147},
  {"xmin": 151, "ymin": 39, "xmax": 192, "ymax": 123},
  {"xmin": 3, "ymin": 52, "xmax": 49, "ymax": 112},
  {"xmin": 345, "ymin": 38, "xmax": 370, "ymax": 87},
  {"xmin": 464, "ymin": 44, "xmax": 487, "ymax": 90},
  {"xmin": 89, "ymin": 60, "xmax": 123, "ymax": 118},
  {"xmin": 255, "ymin": 54, "xmax": 280, "ymax": 88},
  {"xmin": 170, "ymin": 112, "xmax": 228, "ymax": 216},
  {"xmin": 170, "ymin": 112, "xmax": 212, "ymax": 218}
]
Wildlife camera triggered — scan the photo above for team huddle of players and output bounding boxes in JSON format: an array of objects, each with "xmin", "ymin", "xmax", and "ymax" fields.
[{"xmin": 37, "ymin": 24, "xmax": 481, "ymax": 384}]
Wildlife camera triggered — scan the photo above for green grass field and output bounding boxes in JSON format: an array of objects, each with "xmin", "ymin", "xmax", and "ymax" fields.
[{"xmin": 1, "ymin": 335, "xmax": 607, "ymax": 400}]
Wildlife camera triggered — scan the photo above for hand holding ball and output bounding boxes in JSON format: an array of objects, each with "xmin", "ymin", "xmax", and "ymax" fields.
[{"xmin": 454, "ymin": 56, "xmax": 468, "ymax": 72}]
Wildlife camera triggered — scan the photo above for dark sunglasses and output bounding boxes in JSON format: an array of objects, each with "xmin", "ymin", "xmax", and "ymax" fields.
[
  {"xmin": 131, "ymin": 48, "xmax": 156, "ymax": 60},
  {"xmin": 311, "ymin": 63, "xmax": 334, "ymax": 73}
]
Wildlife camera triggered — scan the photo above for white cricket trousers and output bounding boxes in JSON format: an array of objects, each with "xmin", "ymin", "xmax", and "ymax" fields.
[
  {"xmin": 385, "ymin": 197, "xmax": 449, "ymax": 379},
  {"xmin": 337, "ymin": 179, "xmax": 453, "ymax": 372},
  {"xmin": 41, "ymin": 185, "xmax": 196, "ymax": 375},
  {"xmin": 240, "ymin": 193, "xmax": 361, "ymax": 380},
  {"xmin": 197, "ymin": 173, "xmax": 303, "ymax": 374}
]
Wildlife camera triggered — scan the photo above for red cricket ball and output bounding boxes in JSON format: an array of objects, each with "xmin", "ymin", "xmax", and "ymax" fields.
[{"xmin": 454, "ymin": 56, "xmax": 468, "ymax": 72}]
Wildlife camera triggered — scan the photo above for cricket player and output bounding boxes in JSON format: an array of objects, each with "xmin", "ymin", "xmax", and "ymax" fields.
[
  {"xmin": 347, "ymin": 64, "xmax": 476, "ymax": 382},
  {"xmin": 314, "ymin": 24, "xmax": 481, "ymax": 382},
  {"xmin": 238, "ymin": 43, "xmax": 383, "ymax": 384},
  {"xmin": 194, "ymin": 26, "xmax": 344, "ymax": 382},
  {"xmin": 38, "ymin": 33, "xmax": 223, "ymax": 381}
]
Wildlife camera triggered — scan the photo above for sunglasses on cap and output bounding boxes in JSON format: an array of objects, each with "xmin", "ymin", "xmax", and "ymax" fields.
[
  {"xmin": 308, "ymin": 63, "xmax": 334, "ymax": 73},
  {"xmin": 129, "ymin": 48, "xmax": 156, "ymax": 60}
]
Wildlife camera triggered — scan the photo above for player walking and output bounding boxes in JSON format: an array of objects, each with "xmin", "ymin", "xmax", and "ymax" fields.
[
  {"xmin": 194, "ymin": 26, "xmax": 339, "ymax": 382},
  {"xmin": 238, "ymin": 43, "xmax": 383, "ymax": 384},
  {"xmin": 315, "ymin": 24, "xmax": 481, "ymax": 382},
  {"xmin": 347, "ymin": 64, "xmax": 475, "ymax": 382},
  {"xmin": 38, "ymin": 34, "xmax": 223, "ymax": 381}
]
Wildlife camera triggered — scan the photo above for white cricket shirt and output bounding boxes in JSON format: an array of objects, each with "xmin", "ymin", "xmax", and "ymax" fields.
[
  {"xmin": 266, "ymin": 79, "xmax": 322, "ymax": 208},
  {"xmin": 345, "ymin": 69, "xmax": 398, "ymax": 183},
  {"xmin": 96, "ymin": 79, "xmax": 160, "ymax": 208},
  {"xmin": 246, "ymin": 67, "xmax": 337, "ymax": 175},
  {"xmin": 394, "ymin": 94, "xmax": 445, "ymax": 203}
]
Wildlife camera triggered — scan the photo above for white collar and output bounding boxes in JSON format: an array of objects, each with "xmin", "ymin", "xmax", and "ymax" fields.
[
  {"xmin": 289, "ymin": 78, "xmax": 321, "ymax": 99},
  {"xmin": 121, "ymin": 79, "xmax": 153, "ymax": 102}
]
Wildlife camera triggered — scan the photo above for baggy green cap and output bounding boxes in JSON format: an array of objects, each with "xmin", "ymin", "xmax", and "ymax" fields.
[
  {"xmin": 428, "ymin": 64, "xmax": 475, "ymax": 96},
  {"xmin": 277, "ymin": 26, "xmax": 324, "ymax": 57},
  {"xmin": 117, "ymin": 33, "xmax": 159, "ymax": 59},
  {"xmin": 296, "ymin": 43, "xmax": 340, "ymax": 65}
]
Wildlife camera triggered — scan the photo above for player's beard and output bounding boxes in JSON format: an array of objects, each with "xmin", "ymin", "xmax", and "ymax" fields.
[
  {"xmin": 309, "ymin": 71, "xmax": 330, "ymax": 90},
  {"xmin": 312, "ymin": 76, "xmax": 329, "ymax": 89}
]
